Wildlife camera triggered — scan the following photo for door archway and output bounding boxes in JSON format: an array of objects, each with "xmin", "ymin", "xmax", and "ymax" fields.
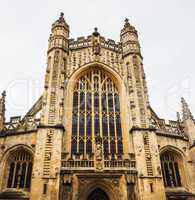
[{"xmin": 87, "ymin": 188, "xmax": 109, "ymax": 200}]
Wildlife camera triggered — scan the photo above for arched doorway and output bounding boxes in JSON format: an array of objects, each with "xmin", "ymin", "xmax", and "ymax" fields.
[{"xmin": 87, "ymin": 188, "xmax": 109, "ymax": 200}]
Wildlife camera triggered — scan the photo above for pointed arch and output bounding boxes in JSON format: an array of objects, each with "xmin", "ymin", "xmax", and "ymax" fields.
[
  {"xmin": 0, "ymin": 144, "xmax": 34, "ymax": 191},
  {"xmin": 87, "ymin": 188, "xmax": 109, "ymax": 200},
  {"xmin": 79, "ymin": 181, "xmax": 119, "ymax": 200},
  {"xmin": 159, "ymin": 145, "xmax": 187, "ymax": 188},
  {"xmin": 159, "ymin": 145, "xmax": 185, "ymax": 158},
  {"xmin": 63, "ymin": 62, "xmax": 131, "ymax": 158},
  {"xmin": 70, "ymin": 67, "xmax": 123, "ymax": 157}
]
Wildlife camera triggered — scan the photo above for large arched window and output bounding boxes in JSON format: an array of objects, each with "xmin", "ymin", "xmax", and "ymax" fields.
[
  {"xmin": 6, "ymin": 149, "xmax": 33, "ymax": 189},
  {"xmin": 71, "ymin": 68, "xmax": 123, "ymax": 159},
  {"xmin": 160, "ymin": 151, "xmax": 182, "ymax": 187}
]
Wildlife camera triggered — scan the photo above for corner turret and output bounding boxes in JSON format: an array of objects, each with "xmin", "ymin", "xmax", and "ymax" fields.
[
  {"xmin": 48, "ymin": 12, "xmax": 69, "ymax": 53},
  {"xmin": 31, "ymin": 13, "xmax": 68, "ymax": 200},
  {"xmin": 120, "ymin": 18, "xmax": 141, "ymax": 57}
]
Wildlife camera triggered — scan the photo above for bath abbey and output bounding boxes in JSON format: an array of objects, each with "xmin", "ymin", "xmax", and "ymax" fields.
[{"xmin": 0, "ymin": 13, "xmax": 195, "ymax": 200}]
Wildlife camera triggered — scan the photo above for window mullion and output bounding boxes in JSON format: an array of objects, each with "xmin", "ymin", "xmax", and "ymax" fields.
[
  {"xmin": 106, "ymin": 81, "xmax": 111, "ymax": 155},
  {"xmin": 11, "ymin": 161, "xmax": 17, "ymax": 188},
  {"xmin": 99, "ymin": 72, "xmax": 103, "ymax": 138},
  {"xmin": 91, "ymin": 71, "xmax": 95, "ymax": 154},
  {"xmin": 77, "ymin": 80, "xmax": 80, "ymax": 154},
  {"xmin": 172, "ymin": 157, "xmax": 178, "ymax": 186},
  {"xmin": 112, "ymin": 83, "xmax": 118, "ymax": 155},
  {"xmin": 24, "ymin": 162, "xmax": 29, "ymax": 188},
  {"xmin": 84, "ymin": 78, "xmax": 87, "ymax": 157},
  {"xmin": 163, "ymin": 160, "xmax": 168, "ymax": 187}
]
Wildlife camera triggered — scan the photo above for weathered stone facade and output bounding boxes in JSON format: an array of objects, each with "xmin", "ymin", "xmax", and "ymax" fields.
[{"xmin": 0, "ymin": 13, "xmax": 195, "ymax": 200}]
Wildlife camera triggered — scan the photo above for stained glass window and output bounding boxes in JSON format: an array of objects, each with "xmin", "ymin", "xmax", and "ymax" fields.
[
  {"xmin": 71, "ymin": 68, "xmax": 123, "ymax": 158},
  {"xmin": 7, "ymin": 150, "xmax": 33, "ymax": 189},
  {"xmin": 160, "ymin": 151, "xmax": 182, "ymax": 187}
]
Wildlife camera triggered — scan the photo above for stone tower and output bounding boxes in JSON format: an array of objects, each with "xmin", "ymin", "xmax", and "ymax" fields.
[
  {"xmin": 31, "ymin": 13, "xmax": 69, "ymax": 200},
  {"xmin": 120, "ymin": 18, "xmax": 166, "ymax": 199},
  {"xmin": 30, "ymin": 15, "xmax": 166, "ymax": 200}
]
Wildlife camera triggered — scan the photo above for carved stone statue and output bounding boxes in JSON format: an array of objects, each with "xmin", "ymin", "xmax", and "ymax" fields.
[
  {"xmin": 95, "ymin": 135, "xmax": 103, "ymax": 170},
  {"xmin": 96, "ymin": 142, "xmax": 102, "ymax": 161},
  {"xmin": 93, "ymin": 39, "xmax": 101, "ymax": 55},
  {"xmin": 92, "ymin": 28, "xmax": 101, "ymax": 55}
]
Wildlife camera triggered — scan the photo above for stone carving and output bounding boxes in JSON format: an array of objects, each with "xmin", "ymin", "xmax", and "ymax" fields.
[
  {"xmin": 47, "ymin": 130, "xmax": 53, "ymax": 137},
  {"xmin": 96, "ymin": 161, "xmax": 103, "ymax": 170},
  {"xmin": 45, "ymin": 152, "xmax": 52, "ymax": 160},
  {"xmin": 146, "ymin": 154, "xmax": 151, "ymax": 160},
  {"xmin": 137, "ymin": 145, "xmax": 143, "ymax": 152},
  {"xmin": 136, "ymin": 145, "xmax": 143, "ymax": 156},
  {"xmin": 96, "ymin": 143, "xmax": 103, "ymax": 161},
  {"xmin": 92, "ymin": 28, "xmax": 101, "ymax": 55},
  {"xmin": 151, "ymin": 145, "xmax": 158, "ymax": 156},
  {"xmin": 59, "ymin": 100, "xmax": 64, "ymax": 123},
  {"xmin": 126, "ymin": 173, "xmax": 136, "ymax": 184},
  {"xmin": 93, "ymin": 38, "xmax": 101, "ymax": 55},
  {"xmin": 112, "ymin": 179, "xmax": 119, "ymax": 186},
  {"xmin": 63, "ymin": 173, "xmax": 72, "ymax": 184},
  {"xmin": 181, "ymin": 97, "xmax": 194, "ymax": 121},
  {"xmin": 157, "ymin": 166, "xmax": 162, "ymax": 176},
  {"xmin": 95, "ymin": 135, "xmax": 103, "ymax": 170}
]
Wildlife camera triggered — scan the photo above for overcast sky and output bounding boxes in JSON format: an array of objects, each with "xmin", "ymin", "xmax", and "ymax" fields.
[{"xmin": 0, "ymin": 0, "xmax": 195, "ymax": 121}]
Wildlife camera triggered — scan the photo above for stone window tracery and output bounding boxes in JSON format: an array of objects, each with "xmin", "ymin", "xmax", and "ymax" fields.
[
  {"xmin": 160, "ymin": 151, "xmax": 182, "ymax": 187},
  {"xmin": 71, "ymin": 68, "xmax": 123, "ymax": 158},
  {"xmin": 6, "ymin": 149, "xmax": 33, "ymax": 189}
]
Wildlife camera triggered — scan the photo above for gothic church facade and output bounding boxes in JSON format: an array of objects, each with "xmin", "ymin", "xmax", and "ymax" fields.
[{"xmin": 0, "ymin": 13, "xmax": 195, "ymax": 200}]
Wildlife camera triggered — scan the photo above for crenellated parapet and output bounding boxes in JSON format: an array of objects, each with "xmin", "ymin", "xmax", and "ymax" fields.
[
  {"xmin": 69, "ymin": 36, "xmax": 122, "ymax": 52},
  {"xmin": 0, "ymin": 95, "xmax": 42, "ymax": 136},
  {"xmin": 67, "ymin": 48, "xmax": 123, "ymax": 77},
  {"xmin": 0, "ymin": 115, "xmax": 40, "ymax": 136},
  {"xmin": 150, "ymin": 107, "xmax": 187, "ymax": 138},
  {"xmin": 67, "ymin": 30, "xmax": 125, "ymax": 78}
]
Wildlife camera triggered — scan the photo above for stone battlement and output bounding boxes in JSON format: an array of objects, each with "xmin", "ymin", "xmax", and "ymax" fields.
[{"xmin": 69, "ymin": 35, "xmax": 122, "ymax": 52}]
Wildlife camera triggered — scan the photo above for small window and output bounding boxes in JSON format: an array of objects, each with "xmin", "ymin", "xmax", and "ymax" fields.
[
  {"xmin": 43, "ymin": 183, "xmax": 47, "ymax": 194},
  {"xmin": 150, "ymin": 183, "xmax": 154, "ymax": 193}
]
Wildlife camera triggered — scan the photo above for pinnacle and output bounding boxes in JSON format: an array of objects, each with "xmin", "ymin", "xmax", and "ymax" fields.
[
  {"xmin": 177, "ymin": 112, "xmax": 181, "ymax": 122},
  {"xmin": 125, "ymin": 18, "xmax": 129, "ymax": 24},
  {"xmin": 181, "ymin": 97, "xmax": 194, "ymax": 121},
  {"xmin": 58, "ymin": 12, "xmax": 65, "ymax": 23},
  {"xmin": 0, "ymin": 90, "xmax": 6, "ymax": 116},
  {"xmin": 60, "ymin": 12, "xmax": 64, "ymax": 18},
  {"xmin": 1, "ymin": 91, "xmax": 6, "ymax": 98},
  {"xmin": 93, "ymin": 27, "xmax": 100, "ymax": 37}
]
